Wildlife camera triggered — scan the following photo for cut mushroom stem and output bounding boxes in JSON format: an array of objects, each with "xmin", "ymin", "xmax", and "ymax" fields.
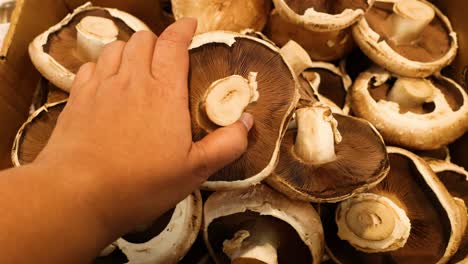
[
  {"xmin": 280, "ymin": 40, "xmax": 313, "ymax": 77},
  {"xmin": 204, "ymin": 72, "xmax": 259, "ymax": 127},
  {"xmin": 336, "ymin": 193, "xmax": 411, "ymax": 253},
  {"xmin": 223, "ymin": 218, "xmax": 280, "ymax": 264},
  {"xmin": 294, "ymin": 105, "xmax": 342, "ymax": 165},
  {"xmin": 388, "ymin": 0, "xmax": 435, "ymax": 44},
  {"xmin": 387, "ymin": 77, "xmax": 434, "ymax": 110},
  {"xmin": 76, "ymin": 16, "xmax": 119, "ymax": 62}
]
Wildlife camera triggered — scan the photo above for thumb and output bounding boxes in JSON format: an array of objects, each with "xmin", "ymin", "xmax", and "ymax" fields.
[{"xmin": 188, "ymin": 113, "xmax": 254, "ymax": 182}]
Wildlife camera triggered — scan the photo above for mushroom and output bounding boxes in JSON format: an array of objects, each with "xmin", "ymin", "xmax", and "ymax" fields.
[
  {"xmin": 428, "ymin": 159, "xmax": 468, "ymax": 264},
  {"xmin": 320, "ymin": 147, "xmax": 466, "ymax": 263},
  {"xmin": 11, "ymin": 101, "xmax": 203, "ymax": 263},
  {"xmin": 450, "ymin": 133, "xmax": 468, "ymax": 170},
  {"xmin": 350, "ymin": 67, "xmax": 468, "ymax": 150},
  {"xmin": 30, "ymin": 78, "xmax": 69, "ymax": 114},
  {"xmin": 301, "ymin": 61, "xmax": 352, "ymax": 114},
  {"xmin": 415, "ymin": 146, "xmax": 451, "ymax": 162},
  {"xmin": 171, "ymin": 0, "xmax": 271, "ymax": 34},
  {"xmin": 203, "ymin": 184, "xmax": 324, "ymax": 264},
  {"xmin": 188, "ymin": 31, "xmax": 300, "ymax": 190},
  {"xmin": 29, "ymin": 2, "xmax": 150, "ymax": 92},
  {"xmin": 352, "ymin": 0, "xmax": 458, "ymax": 77},
  {"xmin": 266, "ymin": 103, "xmax": 389, "ymax": 203},
  {"xmin": 265, "ymin": 9, "xmax": 354, "ymax": 62},
  {"xmin": 266, "ymin": 0, "xmax": 374, "ymax": 61}
]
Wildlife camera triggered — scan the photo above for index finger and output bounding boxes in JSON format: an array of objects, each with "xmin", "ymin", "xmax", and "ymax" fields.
[{"xmin": 151, "ymin": 18, "xmax": 197, "ymax": 100}]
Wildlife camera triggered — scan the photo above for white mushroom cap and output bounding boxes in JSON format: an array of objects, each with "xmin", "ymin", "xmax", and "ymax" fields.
[
  {"xmin": 204, "ymin": 184, "xmax": 324, "ymax": 264},
  {"xmin": 350, "ymin": 67, "xmax": 468, "ymax": 150},
  {"xmin": 117, "ymin": 191, "xmax": 202, "ymax": 264},
  {"xmin": 272, "ymin": 0, "xmax": 375, "ymax": 32},
  {"xmin": 29, "ymin": 2, "xmax": 150, "ymax": 92},
  {"xmin": 352, "ymin": 0, "xmax": 458, "ymax": 78}
]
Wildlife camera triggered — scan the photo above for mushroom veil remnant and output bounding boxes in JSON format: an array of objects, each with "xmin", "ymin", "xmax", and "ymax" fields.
[
  {"xmin": 321, "ymin": 147, "xmax": 466, "ymax": 263},
  {"xmin": 189, "ymin": 31, "xmax": 299, "ymax": 190},
  {"xmin": 353, "ymin": 0, "xmax": 458, "ymax": 77},
  {"xmin": 203, "ymin": 184, "xmax": 324, "ymax": 264},
  {"xmin": 29, "ymin": 2, "xmax": 150, "ymax": 92}
]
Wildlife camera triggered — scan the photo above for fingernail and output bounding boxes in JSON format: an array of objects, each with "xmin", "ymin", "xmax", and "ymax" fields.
[{"xmin": 239, "ymin": 113, "xmax": 254, "ymax": 131}]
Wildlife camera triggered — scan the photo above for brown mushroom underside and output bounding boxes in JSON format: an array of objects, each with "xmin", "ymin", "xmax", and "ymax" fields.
[
  {"xmin": 17, "ymin": 104, "xmax": 64, "ymax": 164},
  {"xmin": 284, "ymin": 0, "xmax": 369, "ymax": 15},
  {"xmin": 207, "ymin": 211, "xmax": 312, "ymax": 264},
  {"xmin": 435, "ymin": 170, "xmax": 468, "ymax": 263},
  {"xmin": 368, "ymin": 76, "xmax": 463, "ymax": 114},
  {"xmin": 365, "ymin": 4, "xmax": 451, "ymax": 63},
  {"xmin": 322, "ymin": 153, "xmax": 452, "ymax": 263},
  {"xmin": 310, "ymin": 68, "xmax": 347, "ymax": 108},
  {"xmin": 45, "ymin": 10, "xmax": 135, "ymax": 74},
  {"xmin": 273, "ymin": 114, "xmax": 388, "ymax": 200},
  {"xmin": 189, "ymin": 38, "xmax": 296, "ymax": 182}
]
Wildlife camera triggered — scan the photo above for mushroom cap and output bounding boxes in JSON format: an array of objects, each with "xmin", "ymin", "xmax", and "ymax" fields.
[
  {"xmin": 350, "ymin": 68, "xmax": 468, "ymax": 150},
  {"xmin": 428, "ymin": 159, "xmax": 468, "ymax": 264},
  {"xmin": 352, "ymin": 0, "xmax": 458, "ymax": 78},
  {"xmin": 416, "ymin": 146, "xmax": 451, "ymax": 162},
  {"xmin": 189, "ymin": 31, "xmax": 300, "ymax": 190},
  {"xmin": 272, "ymin": 0, "xmax": 374, "ymax": 32},
  {"xmin": 171, "ymin": 0, "xmax": 271, "ymax": 34},
  {"xmin": 303, "ymin": 61, "xmax": 352, "ymax": 114},
  {"xmin": 321, "ymin": 147, "xmax": 466, "ymax": 264},
  {"xmin": 265, "ymin": 9, "xmax": 355, "ymax": 62},
  {"xmin": 28, "ymin": 2, "xmax": 150, "ymax": 92},
  {"xmin": 203, "ymin": 184, "xmax": 324, "ymax": 264},
  {"xmin": 11, "ymin": 101, "xmax": 202, "ymax": 263},
  {"xmin": 116, "ymin": 191, "xmax": 202, "ymax": 264},
  {"xmin": 267, "ymin": 114, "xmax": 389, "ymax": 203}
]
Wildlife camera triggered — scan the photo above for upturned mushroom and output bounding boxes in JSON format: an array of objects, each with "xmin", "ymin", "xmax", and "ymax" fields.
[
  {"xmin": 301, "ymin": 61, "xmax": 352, "ymax": 114},
  {"xmin": 11, "ymin": 101, "xmax": 203, "ymax": 263},
  {"xmin": 29, "ymin": 2, "xmax": 150, "ymax": 92},
  {"xmin": 203, "ymin": 184, "xmax": 324, "ymax": 264},
  {"xmin": 428, "ymin": 159, "xmax": 468, "ymax": 264},
  {"xmin": 320, "ymin": 147, "xmax": 466, "ymax": 263},
  {"xmin": 353, "ymin": 0, "xmax": 458, "ymax": 77},
  {"xmin": 350, "ymin": 67, "xmax": 468, "ymax": 150},
  {"xmin": 266, "ymin": 0, "xmax": 374, "ymax": 61},
  {"xmin": 188, "ymin": 31, "xmax": 300, "ymax": 190},
  {"xmin": 171, "ymin": 0, "xmax": 271, "ymax": 34},
  {"xmin": 267, "ymin": 102, "xmax": 389, "ymax": 203}
]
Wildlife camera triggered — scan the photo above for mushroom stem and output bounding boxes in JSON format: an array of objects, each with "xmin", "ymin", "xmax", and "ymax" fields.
[
  {"xmin": 387, "ymin": 77, "xmax": 434, "ymax": 111},
  {"xmin": 76, "ymin": 16, "xmax": 119, "ymax": 62},
  {"xmin": 203, "ymin": 72, "xmax": 259, "ymax": 127},
  {"xmin": 280, "ymin": 40, "xmax": 313, "ymax": 77},
  {"xmin": 294, "ymin": 105, "xmax": 342, "ymax": 165},
  {"xmin": 387, "ymin": 0, "xmax": 435, "ymax": 44},
  {"xmin": 336, "ymin": 193, "xmax": 411, "ymax": 253},
  {"xmin": 223, "ymin": 219, "xmax": 280, "ymax": 264}
]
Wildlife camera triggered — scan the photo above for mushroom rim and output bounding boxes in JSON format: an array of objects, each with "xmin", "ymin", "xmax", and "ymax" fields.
[
  {"xmin": 350, "ymin": 70, "xmax": 468, "ymax": 150},
  {"xmin": 427, "ymin": 159, "xmax": 468, "ymax": 180},
  {"xmin": 386, "ymin": 146, "xmax": 466, "ymax": 264},
  {"xmin": 189, "ymin": 31, "xmax": 301, "ymax": 191},
  {"xmin": 11, "ymin": 99, "xmax": 68, "ymax": 167},
  {"xmin": 272, "ymin": 0, "xmax": 374, "ymax": 32},
  {"xmin": 352, "ymin": 0, "xmax": 458, "ymax": 78},
  {"xmin": 266, "ymin": 114, "xmax": 389, "ymax": 203},
  {"xmin": 117, "ymin": 190, "xmax": 202, "ymax": 263},
  {"xmin": 28, "ymin": 2, "xmax": 150, "ymax": 92},
  {"xmin": 203, "ymin": 185, "xmax": 324, "ymax": 264}
]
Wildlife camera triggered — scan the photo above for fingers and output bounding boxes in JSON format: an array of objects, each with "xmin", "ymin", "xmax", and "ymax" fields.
[
  {"xmin": 69, "ymin": 62, "xmax": 96, "ymax": 101},
  {"xmin": 188, "ymin": 113, "xmax": 254, "ymax": 182},
  {"xmin": 95, "ymin": 41, "xmax": 126, "ymax": 79},
  {"xmin": 151, "ymin": 18, "xmax": 196, "ymax": 99},
  {"xmin": 119, "ymin": 31, "xmax": 158, "ymax": 77}
]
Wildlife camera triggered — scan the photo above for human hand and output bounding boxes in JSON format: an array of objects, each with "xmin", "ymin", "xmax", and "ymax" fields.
[{"xmin": 34, "ymin": 19, "xmax": 253, "ymax": 237}]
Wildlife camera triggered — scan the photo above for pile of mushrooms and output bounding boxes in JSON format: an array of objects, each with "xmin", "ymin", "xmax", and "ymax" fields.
[{"xmin": 19, "ymin": 0, "xmax": 468, "ymax": 263}]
